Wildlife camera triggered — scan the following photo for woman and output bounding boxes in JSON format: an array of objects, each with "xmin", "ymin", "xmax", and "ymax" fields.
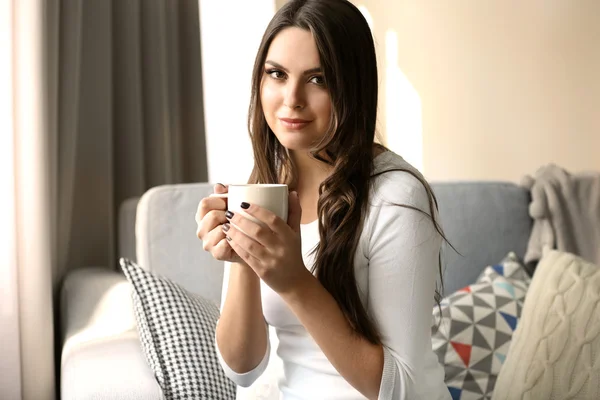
[{"xmin": 196, "ymin": 0, "xmax": 451, "ymax": 399}]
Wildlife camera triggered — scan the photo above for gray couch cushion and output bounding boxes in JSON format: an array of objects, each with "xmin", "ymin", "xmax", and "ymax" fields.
[
  {"xmin": 135, "ymin": 183, "xmax": 225, "ymax": 304},
  {"xmin": 432, "ymin": 182, "xmax": 532, "ymax": 295}
]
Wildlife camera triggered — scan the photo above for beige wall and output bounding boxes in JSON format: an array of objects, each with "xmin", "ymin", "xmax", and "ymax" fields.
[{"xmin": 353, "ymin": 0, "xmax": 600, "ymax": 182}]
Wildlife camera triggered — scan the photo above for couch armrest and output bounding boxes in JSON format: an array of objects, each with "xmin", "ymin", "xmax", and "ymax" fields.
[{"xmin": 60, "ymin": 267, "xmax": 163, "ymax": 400}]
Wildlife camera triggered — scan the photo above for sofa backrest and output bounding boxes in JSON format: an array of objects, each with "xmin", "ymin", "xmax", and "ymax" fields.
[
  {"xmin": 132, "ymin": 181, "xmax": 532, "ymax": 304},
  {"xmin": 135, "ymin": 183, "xmax": 225, "ymax": 305},
  {"xmin": 432, "ymin": 182, "xmax": 532, "ymax": 294}
]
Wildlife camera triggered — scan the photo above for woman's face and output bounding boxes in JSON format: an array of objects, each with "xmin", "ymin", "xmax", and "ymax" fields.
[{"xmin": 260, "ymin": 27, "xmax": 332, "ymax": 151}]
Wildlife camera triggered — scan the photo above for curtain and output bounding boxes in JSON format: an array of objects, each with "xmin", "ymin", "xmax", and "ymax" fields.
[
  {"xmin": 1, "ymin": 1, "xmax": 56, "ymax": 399},
  {"xmin": 0, "ymin": 0, "xmax": 207, "ymax": 398},
  {"xmin": 56, "ymin": 0, "xmax": 207, "ymax": 286}
]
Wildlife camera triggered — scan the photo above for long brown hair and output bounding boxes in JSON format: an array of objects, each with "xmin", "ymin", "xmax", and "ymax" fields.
[{"xmin": 247, "ymin": 0, "xmax": 447, "ymax": 344}]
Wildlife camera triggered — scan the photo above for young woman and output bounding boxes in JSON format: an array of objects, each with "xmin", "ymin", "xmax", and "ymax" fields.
[{"xmin": 195, "ymin": 1, "xmax": 450, "ymax": 399}]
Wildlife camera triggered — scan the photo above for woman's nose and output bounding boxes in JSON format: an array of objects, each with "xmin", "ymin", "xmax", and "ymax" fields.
[{"xmin": 283, "ymin": 81, "xmax": 305, "ymax": 110}]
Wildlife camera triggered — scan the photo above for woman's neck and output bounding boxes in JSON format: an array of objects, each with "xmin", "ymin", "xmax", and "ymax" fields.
[{"xmin": 289, "ymin": 150, "xmax": 331, "ymax": 192}]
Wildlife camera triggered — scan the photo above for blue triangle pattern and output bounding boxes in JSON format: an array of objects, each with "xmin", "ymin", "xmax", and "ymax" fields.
[
  {"xmin": 495, "ymin": 352, "xmax": 506, "ymax": 363},
  {"xmin": 494, "ymin": 281, "xmax": 516, "ymax": 298},
  {"xmin": 492, "ymin": 264, "xmax": 504, "ymax": 276},
  {"xmin": 448, "ymin": 386, "xmax": 462, "ymax": 400},
  {"xmin": 500, "ymin": 312, "xmax": 518, "ymax": 331}
]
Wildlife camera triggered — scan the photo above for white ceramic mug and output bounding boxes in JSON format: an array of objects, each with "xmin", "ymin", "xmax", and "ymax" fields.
[{"xmin": 211, "ymin": 184, "xmax": 289, "ymax": 225}]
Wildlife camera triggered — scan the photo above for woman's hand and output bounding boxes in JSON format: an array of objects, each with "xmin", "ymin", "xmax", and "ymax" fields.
[
  {"xmin": 195, "ymin": 183, "xmax": 243, "ymax": 263},
  {"xmin": 223, "ymin": 191, "xmax": 311, "ymax": 294}
]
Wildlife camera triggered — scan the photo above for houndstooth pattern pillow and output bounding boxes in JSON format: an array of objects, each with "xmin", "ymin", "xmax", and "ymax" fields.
[{"xmin": 120, "ymin": 258, "xmax": 236, "ymax": 400}]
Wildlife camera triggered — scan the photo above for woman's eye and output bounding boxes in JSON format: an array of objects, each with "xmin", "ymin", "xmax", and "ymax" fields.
[
  {"xmin": 310, "ymin": 75, "xmax": 325, "ymax": 86},
  {"xmin": 266, "ymin": 69, "xmax": 285, "ymax": 80}
]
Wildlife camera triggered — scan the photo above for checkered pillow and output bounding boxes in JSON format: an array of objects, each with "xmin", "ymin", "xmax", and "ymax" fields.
[
  {"xmin": 431, "ymin": 252, "xmax": 531, "ymax": 400},
  {"xmin": 119, "ymin": 258, "xmax": 236, "ymax": 400}
]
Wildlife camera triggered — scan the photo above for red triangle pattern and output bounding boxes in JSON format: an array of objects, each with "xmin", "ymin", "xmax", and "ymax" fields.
[
  {"xmin": 458, "ymin": 286, "xmax": 472, "ymax": 293},
  {"xmin": 450, "ymin": 341, "xmax": 472, "ymax": 366}
]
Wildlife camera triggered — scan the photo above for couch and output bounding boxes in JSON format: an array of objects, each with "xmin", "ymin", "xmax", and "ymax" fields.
[{"xmin": 59, "ymin": 181, "xmax": 532, "ymax": 400}]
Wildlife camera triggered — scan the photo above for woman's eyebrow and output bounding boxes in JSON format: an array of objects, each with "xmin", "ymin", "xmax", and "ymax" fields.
[{"xmin": 265, "ymin": 60, "xmax": 322, "ymax": 75}]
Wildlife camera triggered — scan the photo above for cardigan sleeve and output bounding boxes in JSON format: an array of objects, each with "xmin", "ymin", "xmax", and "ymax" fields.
[{"xmin": 366, "ymin": 171, "xmax": 444, "ymax": 399}]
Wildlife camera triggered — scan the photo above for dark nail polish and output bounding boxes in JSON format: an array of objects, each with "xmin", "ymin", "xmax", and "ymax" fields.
[
  {"xmin": 216, "ymin": 183, "xmax": 226, "ymax": 187},
  {"xmin": 222, "ymin": 223, "xmax": 230, "ymax": 232},
  {"xmin": 225, "ymin": 210, "xmax": 234, "ymax": 219},
  {"xmin": 240, "ymin": 202, "xmax": 250, "ymax": 209},
  {"xmin": 226, "ymin": 235, "xmax": 232, "ymax": 242}
]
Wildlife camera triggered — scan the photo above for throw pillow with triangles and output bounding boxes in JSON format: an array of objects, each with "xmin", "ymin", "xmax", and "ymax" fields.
[{"xmin": 431, "ymin": 252, "xmax": 531, "ymax": 400}]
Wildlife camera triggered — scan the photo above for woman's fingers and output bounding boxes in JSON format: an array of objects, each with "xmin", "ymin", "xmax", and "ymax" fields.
[
  {"xmin": 225, "ymin": 235, "xmax": 260, "ymax": 267},
  {"xmin": 234, "ymin": 203, "xmax": 288, "ymax": 236},
  {"xmin": 196, "ymin": 208, "xmax": 228, "ymax": 240},
  {"xmin": 195, "ymin": 184, "xmax": 245, "ymax": 264},
  {"xmin": 201, "ymin": 223, "xmax": 226, "ymax": 251},
  {"xmin": 211, "ymin": 236, "xmax": 237, "ymax": 262},
  {"xmin": 203, "ymin": 224, "xmax": 243, "ymax": 263},
  {"xmin": 224, "ymin": 222, "xmax": 266, "ymax": 261},
  {"xmin": 214, "ymin": 183, "xmax": 229, "ymax": 194},
  {"xmin": 225, "ymin": 211, "xmax": 279, "ymax": 248},
  {"xmin": 195, "ymin": 196, "xmax": 228, "ymax": 225}
]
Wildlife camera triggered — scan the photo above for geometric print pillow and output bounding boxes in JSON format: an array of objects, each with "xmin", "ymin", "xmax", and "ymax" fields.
[
  {"xmin": 119, "ymin": 258, "xmax": 236, "ymax": 400},
  {"xmin": 431, "ymin": 252, "xmax": 531, "ymax": 400}
]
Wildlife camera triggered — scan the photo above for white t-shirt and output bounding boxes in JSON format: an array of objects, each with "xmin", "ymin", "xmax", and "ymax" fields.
[{"xmin": 217, "ymin": 151, "xmax": 451, "ymax": 400}]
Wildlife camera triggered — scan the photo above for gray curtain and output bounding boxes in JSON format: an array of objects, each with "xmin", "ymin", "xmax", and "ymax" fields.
[{"xmin": 54, "ymin": 0, "xmax": 207, "ymax": 286}]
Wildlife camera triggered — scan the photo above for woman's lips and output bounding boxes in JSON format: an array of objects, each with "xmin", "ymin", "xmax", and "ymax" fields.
[{"xmin": 279, "ymin": 118, "xmax": 312, "ymax": 130}]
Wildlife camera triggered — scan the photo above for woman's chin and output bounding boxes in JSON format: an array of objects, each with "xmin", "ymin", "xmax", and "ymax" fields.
[{"xmin": 274, "ymin": 133, "xmax": 316, "ymax": 152}]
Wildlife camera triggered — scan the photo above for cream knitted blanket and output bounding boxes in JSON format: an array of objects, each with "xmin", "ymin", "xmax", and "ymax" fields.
[
  {"xmin": 520, "ymin": 164, "xmax": 600, "ymax": 265},
  {"xmin": 492, "ymin": 250, "xmax": 600, "ymax": 400}
]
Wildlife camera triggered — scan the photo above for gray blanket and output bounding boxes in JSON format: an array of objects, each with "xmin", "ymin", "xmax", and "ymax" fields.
[{"xmin": 521, "ymin": 164, "xmax": 600, "ymax": 265}]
